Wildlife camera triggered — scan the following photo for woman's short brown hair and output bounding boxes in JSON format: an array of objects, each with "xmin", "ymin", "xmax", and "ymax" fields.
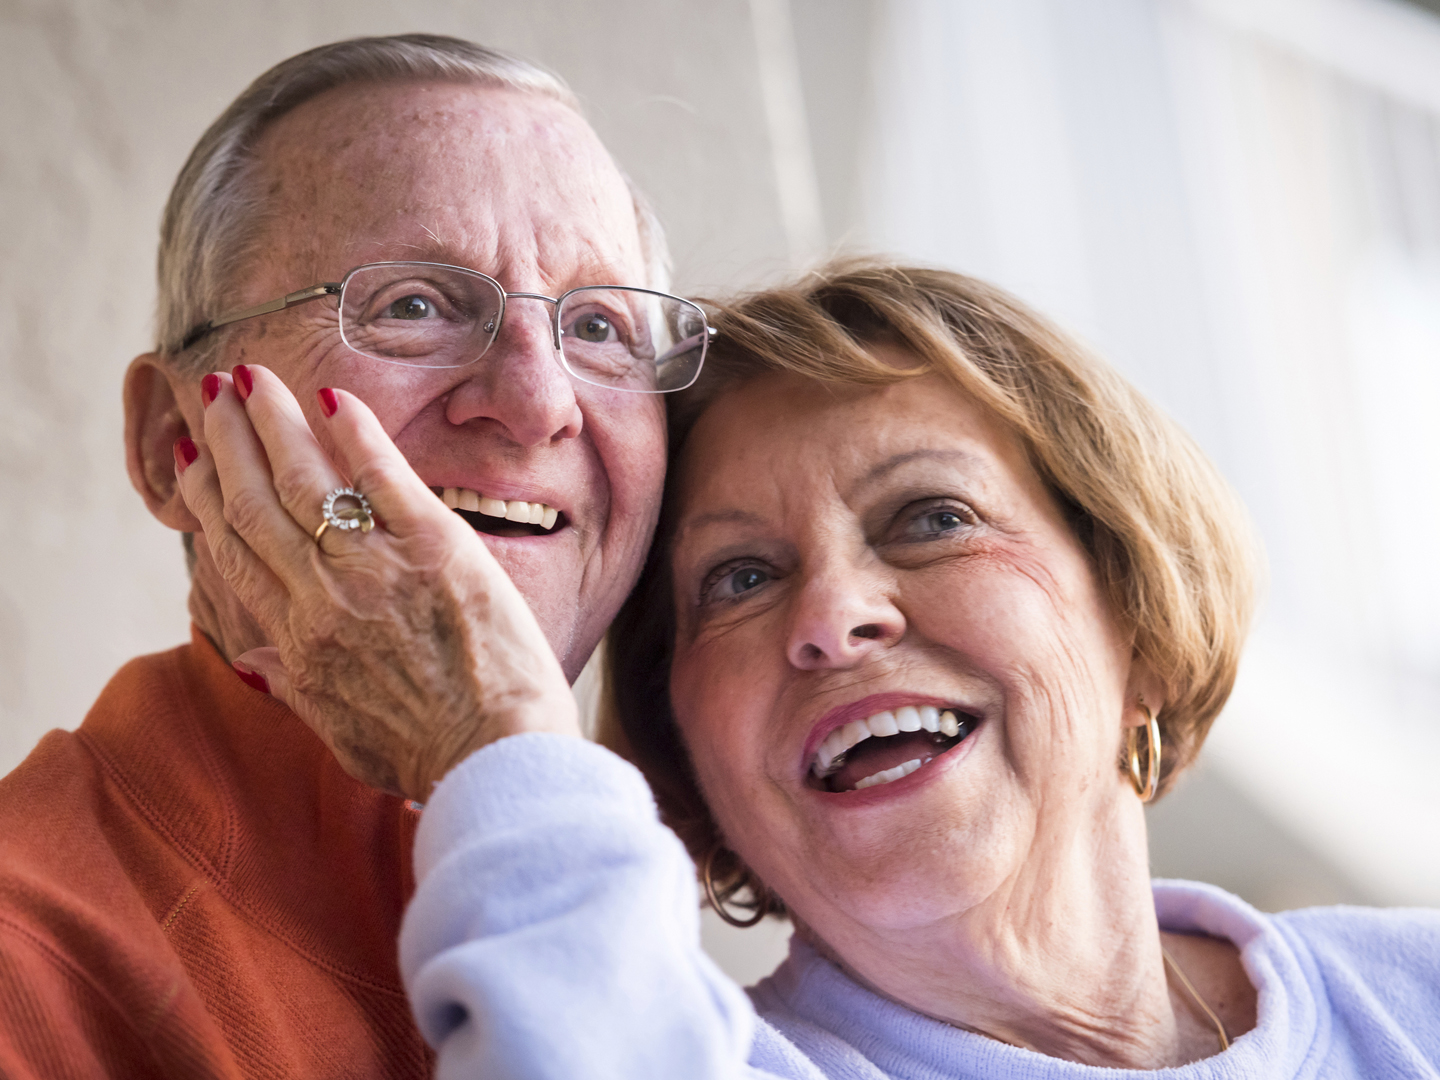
[{"xmin": 603, "ymin": 260, "xmax": 1258, "ymax": 917}]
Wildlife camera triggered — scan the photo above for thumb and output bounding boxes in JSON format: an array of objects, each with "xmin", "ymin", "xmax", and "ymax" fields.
[{"xmin": 231, "ymin": 647, "xmax": 293, "ymax": 707}]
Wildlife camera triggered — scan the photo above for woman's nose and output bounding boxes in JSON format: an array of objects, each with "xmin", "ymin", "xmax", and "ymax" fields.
[{"xmin": 785, "ymin": 567, "xmax": 905, "ymax": 670}]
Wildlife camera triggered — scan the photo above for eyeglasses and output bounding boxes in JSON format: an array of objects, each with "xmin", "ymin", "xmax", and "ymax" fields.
[{"xmin": 179, "ymin": 261, "xmax": 715, "ymax": 394}]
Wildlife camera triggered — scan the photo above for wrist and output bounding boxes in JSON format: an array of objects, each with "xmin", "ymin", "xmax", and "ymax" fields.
[
  {"xmin": 409, "ymin": 693, "xmax": 582, "ymax": 800},
  {"xmin": 488, "ymin": 687, "xmax": 583, "ymax": 742}
]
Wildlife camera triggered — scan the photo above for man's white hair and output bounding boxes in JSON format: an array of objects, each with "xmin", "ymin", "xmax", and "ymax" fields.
[{"xmin": 157, "ymin": 33, "xmax": 670, "ymax": 371}]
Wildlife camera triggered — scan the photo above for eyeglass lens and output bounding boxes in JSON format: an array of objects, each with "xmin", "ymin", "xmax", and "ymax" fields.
[{"xmin": 338, "ymin": 263, "xmax": 707, "ymax": 392}]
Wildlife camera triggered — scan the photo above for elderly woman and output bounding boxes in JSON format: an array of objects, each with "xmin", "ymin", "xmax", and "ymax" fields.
[{"xmin": 181, "ymin": 262, "xmax": 1440, "ymax": 1077}]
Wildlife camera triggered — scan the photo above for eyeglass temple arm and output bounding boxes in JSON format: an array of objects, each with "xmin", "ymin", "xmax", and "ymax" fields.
[
  {"xmin": 655, "ymin": 327, "xmax": 718, "ymax": 364},
  {"xmin": 670, "ymin": 326, "xmax": 718, "ymax": 356},
  {"xmin": 179, "ymin": 284, "xmax": 341, "ymax": 352}
]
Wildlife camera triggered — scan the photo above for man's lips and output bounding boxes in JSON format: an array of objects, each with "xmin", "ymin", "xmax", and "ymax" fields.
[{"xmin": 428, "ymin": 485, "xmax": 565, "ymax": 535}]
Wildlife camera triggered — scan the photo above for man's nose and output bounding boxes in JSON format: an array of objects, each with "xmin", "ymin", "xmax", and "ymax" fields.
[
  {"xmin": 443, "ymin": 300, "xmax": 583, "ymax": 445},
  {"xmin": 785, "ymin": 559, "xmax": 906, "ymax": 670}
]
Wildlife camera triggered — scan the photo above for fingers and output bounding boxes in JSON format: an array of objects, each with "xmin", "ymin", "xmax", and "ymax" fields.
[
  {"xmin": 313, "ymin": 386, "xmax": 478, "ymax": 547},
  {"xmin": 199, "ymin": 366, "xmax": 348, "ymax": 584},
  {"xmin": 220, "ymin": 365, "xmax": 348, "ymax": 544},
  {"xmin": 230, "ymin": 367, "xmax": 463, "ymax": 558},
  {"xmin": 175, "ymin": 402, "xmax": 291, "ymax": 627}
]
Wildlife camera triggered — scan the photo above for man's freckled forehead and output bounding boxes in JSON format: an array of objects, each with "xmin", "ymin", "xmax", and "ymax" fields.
[{"xmin": 250, "ymin": 92, "xmax": 638, "ymax": 278}]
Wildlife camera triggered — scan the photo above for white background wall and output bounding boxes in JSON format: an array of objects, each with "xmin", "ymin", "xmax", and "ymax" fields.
[{"xmin": 3, "ymin": 0, "xmax": 1438, "ymax": 988}]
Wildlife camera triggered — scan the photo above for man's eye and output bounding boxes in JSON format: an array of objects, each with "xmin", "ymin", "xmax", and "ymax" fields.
[
  {"xmin": 707, "ymin": 564, "xmax": 772, "ymax": 602},
  {"xmin": 385, "ymin": 295, "xmax": 435, "ymax": 320},
  {"xmin": 567, "ymin": 312, "xmax": 616, "ymax": 343}
]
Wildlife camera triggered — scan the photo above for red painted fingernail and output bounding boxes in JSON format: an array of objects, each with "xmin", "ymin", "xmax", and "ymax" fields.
[
  {"xmin": 318, "ymin": 387, "xmax": 339, "ymax": 418},
  {"xmin": 232, "ymin": 663, "xmax": 270, "ymax": 695},
  {"xmin": 200, "ymin": 372, "xmax": 221, "ymax": 408},
  {"xmin": 174, "ymin": 436, "xmax": 198, "ymax": 473},
  {"xmin": 233, "ymin": 364, "xmax": 254, "ymax": 400}
]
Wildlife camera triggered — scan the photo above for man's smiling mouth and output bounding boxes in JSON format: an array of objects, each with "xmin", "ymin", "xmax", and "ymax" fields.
[
  {"xmin": 809, "ymin": 705, "xmax": 979, "ymax": 793},
  {"xmin": 430, "ymin": 486, "xmax": 565, "ymax": 538}
]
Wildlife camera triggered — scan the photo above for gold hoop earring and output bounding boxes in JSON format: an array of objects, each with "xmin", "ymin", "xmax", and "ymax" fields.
[
  {"xmin": 701, "ymin": 847, "xmax": 767, "ymax": 929},
  {"xmin": 1127, "ymin": 702, "xmax": 1161, "ymax": 803}
]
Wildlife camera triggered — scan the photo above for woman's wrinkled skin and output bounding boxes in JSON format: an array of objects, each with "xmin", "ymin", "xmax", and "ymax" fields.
[{"xmin": 666, "ymin": 363, "xmax": 1256, "ymax": 1068}]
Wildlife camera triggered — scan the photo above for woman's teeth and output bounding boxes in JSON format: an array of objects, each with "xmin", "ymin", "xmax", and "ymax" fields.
[
  {"xmin": 812, "ymin": 706, "xmax": 961, "ymax": 777},
  {"xmin": 435, "ymin": 486, "xmax": 559, "ymax": 530},
  {"xmin": 853, "ymin": 757, "xmax": 924, "ymax": 790}
]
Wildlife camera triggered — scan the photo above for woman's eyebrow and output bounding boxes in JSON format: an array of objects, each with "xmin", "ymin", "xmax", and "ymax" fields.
[
  {"xmin": 854, "ymin": 448, "xmax": 988, "ymax": 490},
  {"xmin": 675, "ymin": 507, "xmax": 767, "ymax": 537}
]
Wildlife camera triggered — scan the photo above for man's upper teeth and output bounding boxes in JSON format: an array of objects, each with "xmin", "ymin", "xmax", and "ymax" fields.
[
  {"xmin": 439, "ymin": 487, "xmax": 559, "ymax": 530},
  {"xmin": 812, "ymin": 706, "xmax": 963, "ymax": 776}
]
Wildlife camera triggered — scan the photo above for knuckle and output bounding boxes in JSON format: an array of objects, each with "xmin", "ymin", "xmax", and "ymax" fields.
[
  {"xmin": 349, "ymin": 457, "xmax": 407, "ymax": 500},
  {"xmin": 291, "ymin": 614, "xmax": 339, "ymax": 657},
  {"xmin": 206, "ymin": 531, "xmax": 246, "ymax": 579},
  {"xmin": 271, "ymin": 461, "xmax": 324, "ymax": 514},
  {"xmin": 182, "ymin": 472, "xmax": 222, "ymax": 520},
  {"xmin": 289, "ymin": 664, "xmax": 327, "ymax": 698},
  {"xmin": 280, "ymin": 634, "xmax": 337, "ymax": 694},
  {"xmin": 222, "ymin": 487, "xmax": 270, "ymax": 537}
]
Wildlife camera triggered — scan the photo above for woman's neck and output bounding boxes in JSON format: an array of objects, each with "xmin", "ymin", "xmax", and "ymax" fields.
[{"xmin": 795, "ymin": 797, "xmax": 1239, "ymax": 1068}]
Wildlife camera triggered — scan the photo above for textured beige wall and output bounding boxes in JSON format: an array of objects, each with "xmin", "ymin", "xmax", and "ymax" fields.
[{"xmin": 0, "ymin": 1, "xmax": 795, "ymax": 776}]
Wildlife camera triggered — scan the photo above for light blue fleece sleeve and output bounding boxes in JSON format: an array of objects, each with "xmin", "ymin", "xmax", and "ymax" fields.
[{"xmin": 399, "ymin": 732, "xmax": 792, "ymax": 1080}]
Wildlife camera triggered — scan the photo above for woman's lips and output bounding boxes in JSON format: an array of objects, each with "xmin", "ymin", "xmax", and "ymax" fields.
[
  {"xmin": 811, "ymin": 718, "xmax": 983, "ymax": 801},
  {"xmin": 804, "ymin": 698, "xmax": 982, "ymax": 794},
  {"xmin": 826, "ymin": 728, "xmax": 955, "ymax": 791}
]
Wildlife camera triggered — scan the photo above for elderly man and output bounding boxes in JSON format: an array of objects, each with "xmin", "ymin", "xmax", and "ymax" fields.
[{"xmin": 0, "ymin": 33, "xmax": 694, "ymax": 1077}]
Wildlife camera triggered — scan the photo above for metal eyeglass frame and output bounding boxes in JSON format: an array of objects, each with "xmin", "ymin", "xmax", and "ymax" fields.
[{"xmin": 177, "ymin": 260, "xmax": 717, "ymax": 393}]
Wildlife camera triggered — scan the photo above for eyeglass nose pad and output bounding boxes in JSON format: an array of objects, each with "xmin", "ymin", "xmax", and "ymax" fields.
[
  {"xmin": 484, "ymin": 295, "xmax": 565, "ymax": 359},
  {"xmin": 470, "ymin": 296, "xmax": 505, "ymax": 362}
]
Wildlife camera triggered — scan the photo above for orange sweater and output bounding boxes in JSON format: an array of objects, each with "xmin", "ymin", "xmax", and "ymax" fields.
[{"xmin": 0, "ymin": 628, "xmax": 433, "ymax": 1078}]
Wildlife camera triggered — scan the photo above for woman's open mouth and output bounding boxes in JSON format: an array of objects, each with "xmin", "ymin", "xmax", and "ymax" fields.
[{"xmin": 808, "ymin": 705, "xmax": 979, "ymax": 793}]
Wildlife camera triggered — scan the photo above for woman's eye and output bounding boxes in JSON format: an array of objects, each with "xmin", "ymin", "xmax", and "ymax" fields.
[
  {"xmin": 706, "ymin": 564, "xmax": 772, "ymax": 602},
  {"xmin": 900, "ymin": 505, "xmax": 973, "ymax": 539},
  {"xmin": 385, "ymin": 295, "xmax": 436, "ymax": 320}
]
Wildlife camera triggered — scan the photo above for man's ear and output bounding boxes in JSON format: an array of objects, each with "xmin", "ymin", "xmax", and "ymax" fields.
[{"xmin": 124, "ymin": 353, "xmax": 204, "ymax": 531}]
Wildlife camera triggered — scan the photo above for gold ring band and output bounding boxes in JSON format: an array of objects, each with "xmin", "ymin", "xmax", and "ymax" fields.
[{"xmin": 315, "ymin": 486, "xmax": 375, "ymax": 547}]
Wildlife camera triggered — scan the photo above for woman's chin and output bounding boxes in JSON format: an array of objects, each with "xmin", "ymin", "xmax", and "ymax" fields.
[
  {"xmin": 769, "ymin": 761, "xmax": 1018, "ymax": 936},
  {"xmin": 782, "ymin": 836, "xmax": 1008, "ymax": 938}
]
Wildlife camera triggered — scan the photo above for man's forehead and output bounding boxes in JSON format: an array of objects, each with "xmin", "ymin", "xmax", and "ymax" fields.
[
  {"xmin": 263, "ymin": 82, "xmax": 579, "ymax": 164},
  {"xmin": 248, "ymin": 80, "xmax": 641, "ymax": 288}
]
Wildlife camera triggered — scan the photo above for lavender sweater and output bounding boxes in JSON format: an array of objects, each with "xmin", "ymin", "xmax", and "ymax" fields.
[{"xmin": 399, "ymin": 733, "xmax": 1440, "ymax": 1079}]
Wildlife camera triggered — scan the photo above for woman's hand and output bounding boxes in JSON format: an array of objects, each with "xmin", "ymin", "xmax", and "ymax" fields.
[{"xmin": 175, "ymin": 365, "xmax": 580, "ymax": 802}]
